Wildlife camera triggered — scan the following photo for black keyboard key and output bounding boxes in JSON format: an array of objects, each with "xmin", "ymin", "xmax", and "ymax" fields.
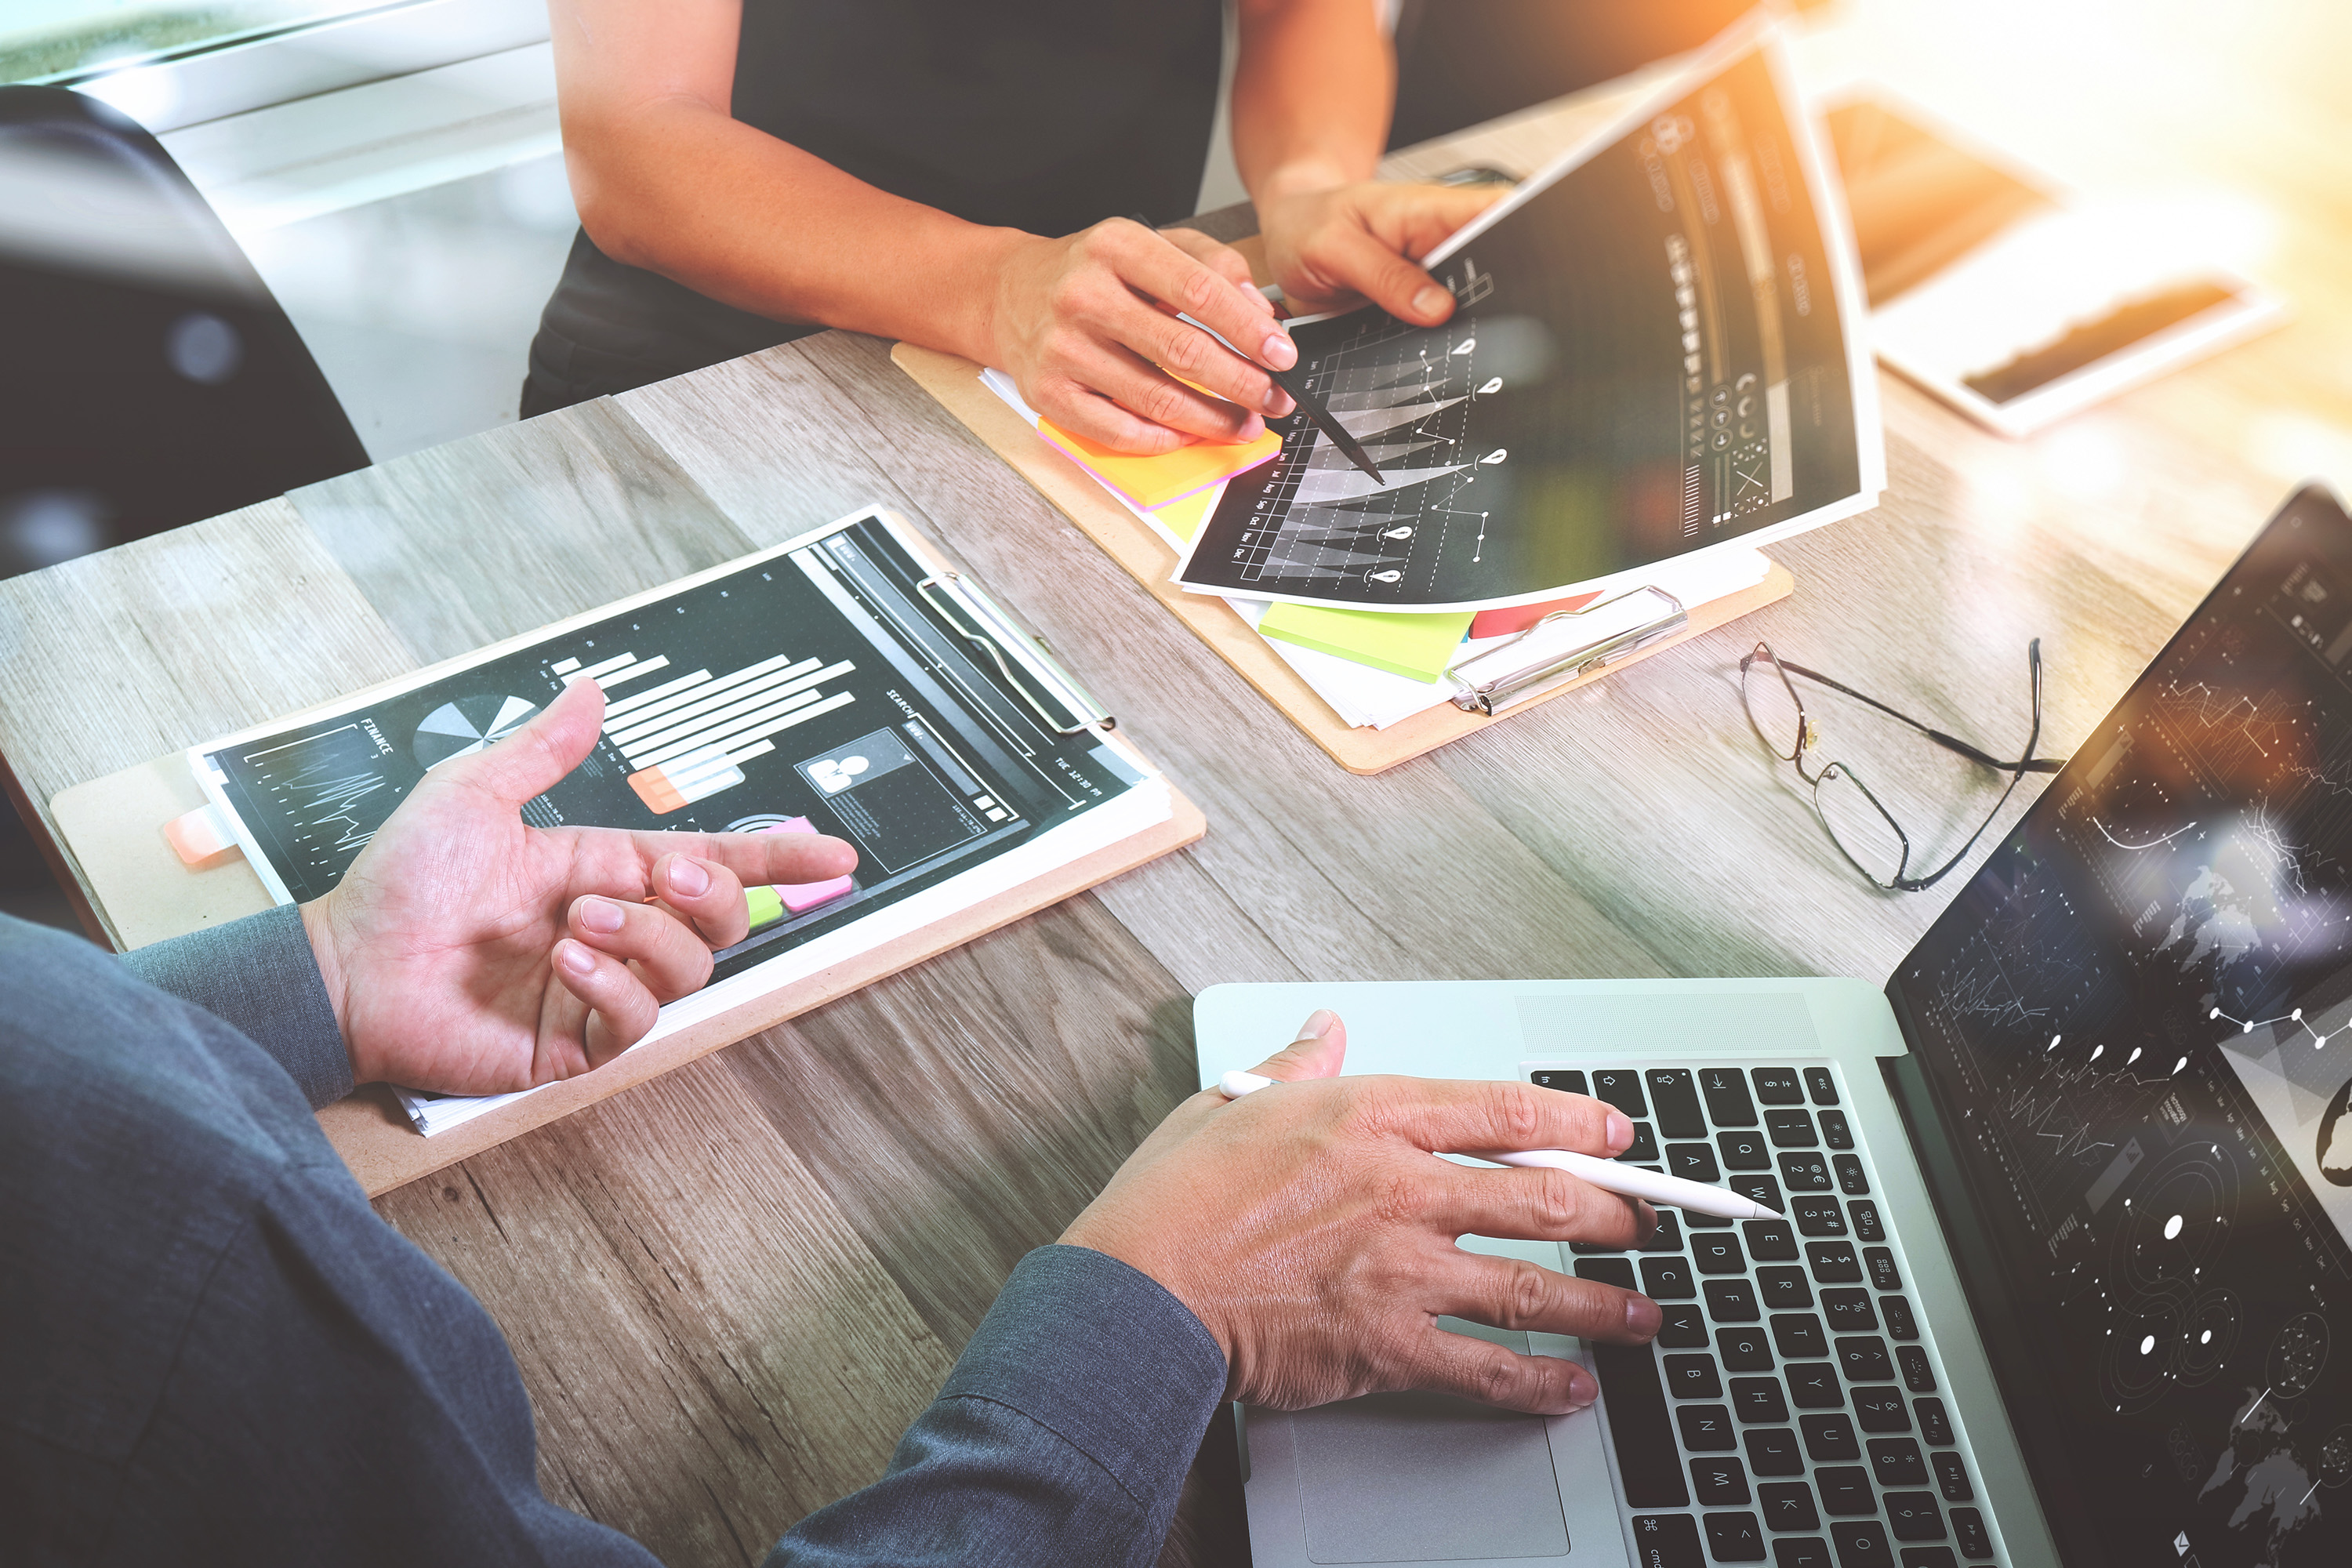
[
  {"xmin": 1692, "ymin": 1456, "xmax": 1751, "ymax": 1505},
  {"xmin": 1850, "ymin": 1202, "xmax": 1886, "ymax": 1243},
  {"xmin": 1774, "ymin": 1540, "xmax": 1833, "ymax": 1568},
  {"xmin": 1717, "ymin": 1325, "xmax": 1775, "ymax": 1372},
  {"xmin": 1593, "ymin": 1344, "xmax": 1689, "ymax": 1506},
  {"xmin": 1759, "ymin": 1266, "xmax": 1813, "ymax": 1310},
  {"xmin": 1867, "ymin": 1437, "xmax": 1928, "ymax": 1486},
  {"xmin": 1642, "ymin": 1256, "xmax": 1698, "ymax": 1300},
  {"xmin": 1669, "ymin": 1142, "xmax": 1724, "ymax": 1183},
  {"xmin": 1931, "ymin": 1451, "xmax": 1972, "ymax": 1501},
  {"xmin": 1623, "ymin": 1122, "xmax": 1661, "ymax": 1162},
  {"xmin": 1705, "ymin": 1279, "xmax": 1761, "ymax": 1322},
  {"xmin": 1665, "ymin": 1353, "xmax": 1722, "ymax": 1399},
  {"xmin": 1719, "ymin": 1129, "xmax": 1772, "ymax": 1170},
  {"xmin": 1793, "ymin": 1198, "xmax": 1848, "ymax": 1237},
  {"xmin": 1880, "ymin": 1295, "xmax": 1918, "ymax": 1341},
  {"xmin": 1660, "ymin": 1302, "xmax": 1711, "ymax": 1348},
  {"xmin": 1753, "ymin": 1066, "xmax": 1804, "ymax": 1104},
  {"xmin": 1886, "ymin": 1494, "xmax": 1945, "ymax": 1542},
  {"xmin": 1705, "ymin": 1512, "xmax": 1767, "ymax": 1563},
  {"xmin": 1807, "ymin": 1241, "xmax": 1863, "ymax": 1282},
  {"xmin": 1915, "ymin": 1398, "xmax": 1955, "ymax": 1447},
  {"xmin": 1733, "ymin": 1175, "xmax": 1786, "ymax": 1214},
  {"xmin": 1730, "ymin": 1377, "xmax": 1788, "ymax": 1423},
  {"xmin": 1766, "ymin": 1108, "xmax": 1819, "ymax": 1146},
  {"xmin": 1642, "ymin": 1212, "xmax": 1686, "ymax": 1253},
  {"xmin": 1780, "ymin": 1152, "xmax": 1834, "ymax": 1191},
  {"xmin": 1745, "ymin": 1219, "xmax": 1798, "ymax": 1261},
  {"xmin": 1592, "ymin": 1069, "xmax": 1647, "ymax": 1118},
  {"xmin": 1834, "ymin": 1154, "xmax": 1871, "ymax": 1196},
  {"xmin": 1694, "ymin": 1232, "xmax": 1748, "ymax": 1275},
  {"xmin": 1897, "ymin": 1345, "xmax": 1936, "ymax": 1393},
  {"xmin": 1801, "ymin": 1411, "xmax": 1861, "ymax": 1461},
  {"xmin": 1687, "ymin": 1210, "xmax": 1737, "ymax": 1229},
  {"xmin": 1571, "ymin": 1240, "xmax": 1627, "ymax": 1255},
  {"xmin": 1831, "ymin": 1521, "xmax": 1896, "ymax": 1568},
  {"xmin": 1702, "ymin": 1068, "xmax": 1759, "ymax": 1127},
  {"xmin": 1788, "ymin": 1363, "xmax": 1844, "ymax": 1408},
  {"xmin": 1805, "ymin": 1066, "xmax": 1840, "ymax": 1105},
  {"xmin": 1532, "ymin": 1069, "xmax": 1588, "ymax": 1096},
  {"xmin": 1771, "ymin": 1313, "xmax": 1829, "ymax": 1359},
  {"xmin": 1864, "ymin": 1247, "xmax": 1900, "ymax": 1290},
  {"xmin": 1759, "ymin": 1480, "xmax": 1820, "ymax": 1532},
  {"xmin": 1577, "ymin": 1258, "xmax": 1639, "ymax": 1287},
  {"xmin": 1632, "ymin": 1512, "xmax": 1705, "ymax": 1568},
  {"xmin": 1679, "ymin": 1403, "xmax": 1738, "ymax": 1450},
  {"xmin": 1950, "ymin": 1507, "xmax": 1992, "ymax": 1559},
  {"xmin": 1650, "ymin": 1069, "xmax": 1707, "ymax": 1138},
  {"xmin": 1821, "ymin": 1289, "xmax": 1878, "ymax": 1332},
  {"xmin": 1820, "ymin": 1109, "xmax": 1855, "ymax": 1149},
  {"xmin": 1838, "ymin": 1338, "xmax": 1896, "ymax": 1382},
  {"xmin": 1900, "ymin": 1552, "xmax": 1957, "ymax": 1568},
  {"xmin": 1746, "ymin": 1426, "xmax": 1804, "ymax": 1475},
  {"xmin": 1853, "ymin": 1387, "xmax": 1911, "ymax": 1432},
  {"xmin": 1817, "ymin": 1467, "xmax": 1876, "ymax": 1515}
]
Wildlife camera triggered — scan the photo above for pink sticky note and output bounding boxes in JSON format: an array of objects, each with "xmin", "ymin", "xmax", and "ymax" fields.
[{"xmin": 759, "ymin": 817, "xmax": 856, "ymax": 913}]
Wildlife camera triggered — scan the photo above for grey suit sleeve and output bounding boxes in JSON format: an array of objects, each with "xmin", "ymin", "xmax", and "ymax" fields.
[
  {"xmin": 768, "ymin": 1244, "xmax": 1229, "ymax": 1568},
  {"xmin": 119, "ymin": 904, "xmax": 354, "ymax": 1108}
]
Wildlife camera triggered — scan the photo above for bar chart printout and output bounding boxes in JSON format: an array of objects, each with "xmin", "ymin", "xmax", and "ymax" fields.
[{"xmin": 194, "ymin": 510, "xmax": 1148, "ymax": 989}]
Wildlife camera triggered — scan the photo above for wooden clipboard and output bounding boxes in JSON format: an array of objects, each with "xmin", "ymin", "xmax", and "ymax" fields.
[
  {"xmin": 49, "ymin": 524, "xmax": 1205, "ymax": 1198},
  {"xmin": 894, "ymin": 342, "xmax": 1795, "ymax": 775}
]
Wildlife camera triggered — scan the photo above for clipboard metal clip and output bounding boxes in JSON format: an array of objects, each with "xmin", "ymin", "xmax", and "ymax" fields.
[
  {"xmin": 917, "ymin": 572, "xmax": 1116, "ymax": 735},
  {"xmin": 1445, "ymin": 584, "xmax": 1687, "ymax": 716}
]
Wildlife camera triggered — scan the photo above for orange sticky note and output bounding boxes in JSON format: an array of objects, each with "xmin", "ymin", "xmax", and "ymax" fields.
[{"xmin": 1037, "ymin": 418, "xmax": 1280, "ymax": 510}]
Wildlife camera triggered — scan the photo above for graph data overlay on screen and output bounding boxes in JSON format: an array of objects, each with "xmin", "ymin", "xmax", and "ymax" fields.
[
  {"xmin": 1174, "ymin": 31, "xmax": 1875, "ymax": 612},
  {"xmin": 194, "ymin": 511, "xmax": 1146, "ymax": 989},
  {"xmin": 1890, "ymin": 487, "xmax": 2352, "ymax": 1568}
]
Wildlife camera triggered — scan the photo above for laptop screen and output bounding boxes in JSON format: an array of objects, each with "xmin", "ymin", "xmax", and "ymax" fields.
[{"xmin": 1889, "ymin": 485, "xmax": 2352, "ymax": 1568}]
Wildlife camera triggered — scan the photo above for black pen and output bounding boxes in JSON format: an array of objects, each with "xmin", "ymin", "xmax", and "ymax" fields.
[{"xmin": 1174, "ymin": 312, "xmax": 1385, "ymax": 485}]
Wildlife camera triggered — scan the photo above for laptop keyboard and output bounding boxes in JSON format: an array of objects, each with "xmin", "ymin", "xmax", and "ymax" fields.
[{"xmin": 1528, "ymin": 1064, "xmax": 2005, "ymax": 1568}]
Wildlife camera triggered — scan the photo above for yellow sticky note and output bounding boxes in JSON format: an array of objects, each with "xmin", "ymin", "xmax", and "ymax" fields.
[
  {"xmin": 1258, "ymin": 603, "xmax": 1475, "ymax": 684},
  {"xmin": 1149, "ymin": 488, "xmax": 1219, "ymax": 544},
  {"xmin": 1038, "ymin": 417, "xmax": 1279, "ymax": 510}
]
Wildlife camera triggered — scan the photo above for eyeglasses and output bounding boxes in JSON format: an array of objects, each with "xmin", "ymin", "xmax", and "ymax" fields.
[{"xmin": 1739, "ymin": 640, "xmax": 2067, "ymax": 891}]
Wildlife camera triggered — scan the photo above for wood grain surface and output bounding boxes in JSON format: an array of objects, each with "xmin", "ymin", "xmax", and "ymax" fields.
[{"xmin": 4, "ymin": 4, "xmax": 2348, "ymax": 1563}]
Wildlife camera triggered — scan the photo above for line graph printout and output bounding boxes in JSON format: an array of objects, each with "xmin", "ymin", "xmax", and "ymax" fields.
[
  {"xmin": 1174, "ymin": 27, "xmax": 1879, "ymax": 612},
  {"xmin": 1891, "ymin": 488, "xmax": 2352, "ymax": 1567},
  {"xmin": 192, "ymin": 510, "xmax": 1148, "ymax": 993}
]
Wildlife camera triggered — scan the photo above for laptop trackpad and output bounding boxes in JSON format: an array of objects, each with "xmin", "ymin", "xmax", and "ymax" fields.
[{"xmin": 1292, "ymin": 1320, "xmax": 1570, "ymax": 1563}]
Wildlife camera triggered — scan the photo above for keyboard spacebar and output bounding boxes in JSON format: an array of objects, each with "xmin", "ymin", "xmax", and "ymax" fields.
[{"xmin": 1592, "ymin": 1343, "xmax": 1690, "ymax": 1508}]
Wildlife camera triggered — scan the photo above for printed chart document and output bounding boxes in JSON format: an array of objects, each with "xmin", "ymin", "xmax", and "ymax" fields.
[
  {"xmin": 1175, "ymin": 21, "xmax": 1882, "ymax": 612},
  {"xmin": 187, "ymin": 507, "xmax": 1169, "ymax": 1134}
]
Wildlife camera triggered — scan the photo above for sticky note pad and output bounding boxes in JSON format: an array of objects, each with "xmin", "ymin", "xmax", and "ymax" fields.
[
  {"xmin": 755, "ymin": 816, "xmax": 855, "ymax": 913},
  {"xmin": 1258, "ymin": 603, "xmax": 1475, "ymax": 684},
  {"xmin": 1149, "ymin": 486, "xmax": 1219, "ymax": 544},
  {"xmin": 1037, "ymin": 418, "xmax": 1279, "ymax": 510}
]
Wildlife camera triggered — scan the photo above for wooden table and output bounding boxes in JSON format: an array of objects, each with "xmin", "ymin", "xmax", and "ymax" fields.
[{"xmin": 3, "ymin": 4, "xmax": 2346, "ymax": 1562}]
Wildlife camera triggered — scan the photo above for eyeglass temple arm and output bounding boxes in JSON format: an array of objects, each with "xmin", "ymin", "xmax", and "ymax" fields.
[{"xmin": 1774, "ymin": 648, "xmax": 2065, "ymax": 775}]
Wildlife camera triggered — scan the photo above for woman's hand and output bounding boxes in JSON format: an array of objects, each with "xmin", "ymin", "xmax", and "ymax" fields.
[{"xmin": 1256, "ymin": 180, "xmax": 1506, "ymax": 323}]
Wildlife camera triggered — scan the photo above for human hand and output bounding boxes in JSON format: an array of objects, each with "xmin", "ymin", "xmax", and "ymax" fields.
[
  {"xmin": 989, "ymin": 217, "xmax": 1299, "ymax": 455},
  {"xmin": 1256, "ymin": 180, "xmax": 1506, "ymax": 324},
  {"xmin": 1058, "ymin": 1010, "xmax": 1663, "ymax": 1414},
  {"xmin": 299, "ymin": 679, "xmax": 858, "ymax": 1095}
]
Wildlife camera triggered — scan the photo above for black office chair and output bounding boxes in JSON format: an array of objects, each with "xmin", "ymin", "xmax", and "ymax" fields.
[
  {"xmin": 0, "ymin": 85, "xmax": 371, "ymax": 929},
  {"xmin": 0, "ymin": 84, "xmax": 369, "ymax": 579}
]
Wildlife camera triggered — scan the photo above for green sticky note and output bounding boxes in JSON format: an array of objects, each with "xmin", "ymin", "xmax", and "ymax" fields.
[
  {"xmin": 745, "ymin": 885, "xmax": 784, "ymax": 928},
  {"xmin": 1258, "ymin": 602, "xmax": 1475, "ymax": 684}
]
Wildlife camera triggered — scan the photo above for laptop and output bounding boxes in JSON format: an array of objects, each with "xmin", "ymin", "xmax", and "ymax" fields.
[{"xmin": 1196, "ymin": 484, "xmax": 2352, "ymax": 1568}]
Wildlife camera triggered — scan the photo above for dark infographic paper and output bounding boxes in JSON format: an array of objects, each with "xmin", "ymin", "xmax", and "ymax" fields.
[
  {"xmin": 1176, "ymin": 31, "xmax": 1877, "ymax": 611},
  {"xmin": 1894, "ymin": 488, "xmax": 2352, "ymax": 1568},
  {"xmin": 194, "ymin": 512, "xmax": 1143, "ymax": 989}
]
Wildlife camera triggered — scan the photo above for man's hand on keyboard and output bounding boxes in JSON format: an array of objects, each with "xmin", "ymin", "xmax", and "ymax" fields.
[{"xmin": 1058, "ymin": 1009, "xmax": 1665, "ymax": 1414}]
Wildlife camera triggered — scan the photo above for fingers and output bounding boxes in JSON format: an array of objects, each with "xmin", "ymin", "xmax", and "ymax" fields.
[
  {"xmin": 1247, "ymin": 1007, "xmax": 1348, "ymax": 1083},
  {"xmin": 453, "ymin": 677, "xmax": 607, "ymax": 804},
  {"xmin": 1054, "ymin": 336, "xmax": 1269, "ymax": 446},
  {"xmin": 1431, "ymin": 1160, "xmax": 1652, "ymax": 1251},
  {"xmin": 1314, "ymin": 218, "xmax": 1462, "ymax": 325},
  {"xmin": 631, "ymin": 824, "xmax": 858, "ymax": 894},
  {"xmin": 1103, "ymin": 219, "xmax": 1294, "ymax": 375},
  {"xmin": 646, "ymin": 852, "xmax": 751, "ymax": 947},
  {"xmin": 566, "ymin": 891, "xmax": 717, "ymax": 1001},
  {"xmin": 1162, "ymin": 225, "xmax": 1262, "ymax": 297},
  {"xmin": 1439, "ymin": 1251, "xmax": 1662, "ymax": 1348},
  {"xmin": 1364, "ymin": 1076, "xmax": 1632, "ymax": 1158},
  {"xmin": 550, "ymin": 937, "xmax": 662, "ymax": 1068},
  {"xmin": 1410, "ymin": 1319, "xmax": 1599, "ymax": 1415}
]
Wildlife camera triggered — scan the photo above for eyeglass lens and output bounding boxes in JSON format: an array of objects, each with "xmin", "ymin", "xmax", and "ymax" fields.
[
  {"xmin": 1741, "ymin": 649, "xmax": 1806, "ymax": 760},
  {"xmin": 1813, "ymin": 761, "xmax": 1908, "ymax": 888}
]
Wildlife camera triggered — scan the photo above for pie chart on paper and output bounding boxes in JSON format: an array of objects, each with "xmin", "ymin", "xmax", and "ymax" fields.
[{"xmin": 412, "ymin": 695, "xmax": 538, "ymax": 770}]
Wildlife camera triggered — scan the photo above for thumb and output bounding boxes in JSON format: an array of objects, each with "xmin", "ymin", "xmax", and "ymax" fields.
[
  {"xmin": 448, "ymin": 678, "xmax": 606, "ymax": 804},
  {"xmin": 1249, "ymin": 1009, "xmax": 1348, "ymax": 1083}
]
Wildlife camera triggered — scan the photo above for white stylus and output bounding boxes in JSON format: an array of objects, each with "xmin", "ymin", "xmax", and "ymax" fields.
[{"xmin": 1218, "ymin": 1069, "xmax": 1784, "ymax": 1221}]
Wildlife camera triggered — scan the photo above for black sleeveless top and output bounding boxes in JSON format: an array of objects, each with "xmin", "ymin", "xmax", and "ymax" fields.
[{"xmin": 526, "ymin": 0, "xmax": 1224, "ymax": 412}]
